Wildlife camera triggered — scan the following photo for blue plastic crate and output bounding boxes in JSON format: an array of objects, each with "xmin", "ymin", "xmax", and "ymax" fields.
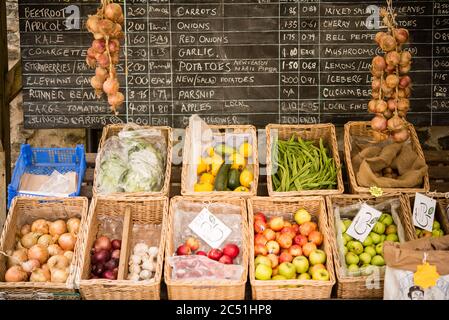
[{"xmin": 7, "ymin": 144, "xmax": 87, "ymax": 208}]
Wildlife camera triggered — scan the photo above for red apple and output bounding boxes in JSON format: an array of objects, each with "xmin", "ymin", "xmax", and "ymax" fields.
[
  {"xmin": 283, "ymin": 221, "xmax": 292, "ymax": 228},
  {"xmin": 262, "ymin": 228, "xmax": 276, "ymax": 241},
  {"xmin": 279, "ymin": 251, "xmax": 293, "ymax": 263},
  {"xmin": 254, "ymin": 212, "xmax": 267, "ymax": 223},
  {"xmin": 267, "ymin": 253, "xmax": 279, "ymax": 268},
  {"xmin": 266, "ymin": 240, "xmax": 280, "ymax": 254},
  {"xmin": 281, "ymin": 226, "xmax": 296, "ymax": 239},
  {"xmin": 291, "ymin": 224, "xmax": 300, "ymax": 234},
  {"xmin": 218, "ymin": 255, "xmax": 233, "ymax": 264},
  {"xmin": 176, "ymin": 244, "xmax": 192, "ymax": 256},
  {"xmin": 254, "ymin": 244, "xmax": 268, "ymax": 256},
  {"xmin": 308, "ymin": 230, "xmax": 323, "ymax": 246},
  {"xmin": 207, "ymin": 248, "xmax": 223, "ymax": 261},
  {"xmin": 254, "ymin": 219, "xmax": 267, "ymax": 234},
  {"xmin": 185, "ymin": 237, "xmax": 200, "ymax": 251},
  {"xmin": 196, "ymin": 251, "xmax": 207, "ymax": 256},
  {"xmin": 299, "ymin": 221, "xmax": 318, "ymax": 237},
  {"xmin": 302, "ymin": 242, "xmax": 317, "ymax": 257},
  {"xmin": 223, "ymin": 243, "xmax": 239, "ymax": 259},
  {"xmin": 293, "ymin": 234, "xmax": 308, "ymax": 247},
  {"xmin": 289, "ymin": 244, "xmax": 303, "ymax": 257},
  {"xmin": 269, "ymin": 216, "xmax": 284, "ymax": 232},
  {"xmin": 255, "ymin": 234, "xmax": 268, "ymax": 246},
  {"xmin": 277, "ymin": 233, "xmax": 293, "ymax": 249}
]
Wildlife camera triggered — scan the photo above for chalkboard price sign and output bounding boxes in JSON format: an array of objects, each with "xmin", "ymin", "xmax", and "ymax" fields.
[{"xmin": 19, "ymin": 0, "xmax": 449, "ymax": 128}]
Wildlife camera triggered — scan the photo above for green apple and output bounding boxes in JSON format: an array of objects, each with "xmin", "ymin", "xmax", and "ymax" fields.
[
  {"xmin": 294, "ymin": 208, "xmax": 311, "ymax": 225},
  {"xmin": 278, "ymin": 262, "xmax": 296, "ymax": 279},
  {"xmin": 369, "ymin": 232, "xmax": 381, "ymax": 244},
  {"xmin": 360, "ymin": 265, "xmax": 375, "ymax": 276},
  {"xmin": 309, "ymin": 249, "xmax": 326, "ymax": 265},
  {"xmin": 432, "ymin": 229, "xmax": 444, "ymax": 237},
  {"xmin": 379, "ymin": 213, "xmax": 393, "ymax": 227},
  {"xmin": 255, "ymin": 264, "xmax": 272, "ymax": 280},
  {"xmin": 373, "ymin": 222, "xmax": 386, "ymax": 235},
  {"xmin": 343, "ymin": 246, "xmax": 348, "ymax": 255},
  {"xmin": 380, "ymin": 234, "xmax": 386, "ymax": 242},
  {"xmin": 359, "ymin": 252, "xmax": 372, "ymax": 265},
  {"xmin": 385, "ymin": 224, "xmax": 397, "ymax": 235},
  {"xmin": 343, "ymin": 219, "xmax": 352, "ymax": 230},
  {"xmin": 255, "ymin": 255, "xmax": 272, "ymax": 268},
  {"xmin": 371, "ymin": 255, "xmax": 385, "ymax": 266},
  {"xmin": 342, "ymin": 236, "xmax": 347, "ymax": 246},
  {"xmin": 433, "ymin": 220, "xmax": 441, "ymax": 230},
  {"xmin": 364, "ymin": 246, "xmax": 376, "ymax": 258},
  {"xmin": 415, "ymin": 228, "xmax": 422, "ymax": 237},
  {"xmin": 347, "ymin": 241, "xmax": 364, "ymax": 255},
  {"xmin": 271, "ymin": 275, "xmax": 287, "ymax": 280},
  {"xmin": 362, "ymin": 235, "xmax": 373, "ymax": 247},
  {"xmin": 375, "ymin": 242, "xmax": 384, "ymax": 255},
  {"xmin": 345, "ymin": 252, "xmax": 359, "ymax": 266},
  {"xmin": 292, "ymin": 256, "xmax": 309, "ymax": 274},
  {"xmin": 340, "ymin": 220, "xmax": 347, "ymax": 233},
  {"xmin": 311, "ymin": 268, "xmax": 330, "ymax": 281},
  {"xmin": 342, "ymin": 233, "xmax": 353, "ymax": 243},
  {"xmin": 386, "ymin": 233, "xmax": 399, "ymax": 242},
  {"xmin": 347, "ymin": 264, "xmax": 359, "ymax": 273},
  {"xmin": 297, "ymin": 273, "xmax": 311, "ymax": 280}
]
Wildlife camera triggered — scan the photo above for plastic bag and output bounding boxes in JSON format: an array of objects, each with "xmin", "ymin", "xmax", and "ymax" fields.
[
  {"xmin": 37, "ymin": 170, "xmax": 76, "ymax": 196},
  {"xmin": 168, "ymin": 255, "xmax": 244, "ymax": 281},
  {"xmin": 96, "ymin": 124, "xmax": 167, "ymax": 194},
  {"xmin": 96, "ymin": 215, "xmax": 123, "ymax": 240},
  {"xmin": 333, "ymin": 198, "xmax": 406, "ymax": 277}
]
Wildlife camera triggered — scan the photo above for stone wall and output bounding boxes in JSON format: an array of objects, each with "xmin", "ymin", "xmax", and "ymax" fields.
[{"xmin": 6, "ymin": 0, "xmax": 85, "ymax": 165}]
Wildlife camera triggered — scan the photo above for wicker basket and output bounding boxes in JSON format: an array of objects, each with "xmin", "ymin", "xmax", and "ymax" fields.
[
  {"xmin": 266, "ymin": 124, "xmax": 344, "ymax": 197},
  {"xmin": 181, "ymin": 125, "xmax": 258, "ymax": 197},
  {"xmin": 248, "ymin": 196, "xmax": 335, "ymax": 300},
  {"xmin": 165, "ymin": 196, "xmax": 249, "ymax": 300},
  {"xmin": 326, "ymin": 194, "xmax": 415, "ymax": 299},
  {"xmin": 93, "ymin": 124, "xmax": 173, "ymax": 197},
  {"xmin": 0, "ymin": 197, "xmax": 88, "ymax": 300},
  {"xmin": 78, "ymin": 196, "xmax": 168, "ymax": 300},
  {"xmin": 402, "ymin": 193, "xmax": 449, "ymax": 238},
  {"xmin": 344, "ymin": 121, "xmax": 430, "ymax": 195}
]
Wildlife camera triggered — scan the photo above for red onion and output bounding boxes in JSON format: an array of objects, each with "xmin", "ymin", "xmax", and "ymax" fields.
[
  {"xmin": 92, "ymin": 39, "xmax": 105, "ymax": 53},
  {"xmin": 103, "ymin": 78, "xmax": 119, "ymax": 95},
  {"xmin": 111, "ymin": 239, "xmax": 121, "ymax": 250},
  {"xmin": 387, "ymin": 99, "xmax": 398, "ymax": 111},
  {"xmin": 394, "ymin": 28, "xmax": 409, "ymax": 44},
  {"xmin": 92, "ymin": 249, "xmax": 110, "ymax": 264},
  {"xmin": 399, "ymin": 76, "xmax": 411, "ymax": 89},
  {"xmin": 102, "ymin": 270, "xmax": 117, "ymax": 280},
  {"xmin": 104, "ymin": 259, "xmax": 119, "ymax": 271},
  {"xmin": 371, "ymin": 115, "xmax": 387, "ymax": 131},
  {"xmin": 111, "ymin": 249, "xmax": 121, "ymax": 260}
]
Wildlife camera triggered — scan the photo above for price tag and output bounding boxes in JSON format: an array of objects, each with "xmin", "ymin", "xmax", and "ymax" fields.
[
  {"xmin": 189, "ymin": 208, "xmax": 232, "ymax": 249},
  {"xmin": 413, "ymin": 193, "xmax": 436, "ymax": 232},
  {"xmin": 346, "ymin": 203, "xmax": 382, "ymax": 242}
]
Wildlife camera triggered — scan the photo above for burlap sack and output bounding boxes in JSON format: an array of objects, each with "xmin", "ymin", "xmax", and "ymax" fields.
[{"xmin": 352, "ymin": 142, "xmax": 427, "ymax": 188}]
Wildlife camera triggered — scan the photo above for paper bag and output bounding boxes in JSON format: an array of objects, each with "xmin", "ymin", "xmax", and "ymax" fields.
[{"xmin": 383, "ymin": 235, "xmax": 449, "ymax": 300}]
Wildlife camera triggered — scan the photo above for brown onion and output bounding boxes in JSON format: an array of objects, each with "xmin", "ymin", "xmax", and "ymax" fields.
[
  {"xmin": 375, "ymin": 100, "xmax": 388, "ymax": 113},
  {"xmin": 31, "ymin": 219, "xmax": 49, "ymax": 234},
  {"xmin": 398, "ymin": 110, "xmax": 408, "ymax": 117},
  {"xmin": 383, "ymin": 109, "xmax": 393, "ymax": 119},
  {"xmin": 86, "ymin": 56, "xmax": 96, "ymax": 68},
  {"xmin": 48, "ymin": 244, "xmax": 64, "ymax": 256},
  {"xmin": 93, "ymin": 33, "xmax": 104, "ymax": 40},
  {"xmin": 50, "ymin": 268, "xmax": 69, "ymax": 283},
  {"xmin": 20, "ymin": 224, "xmax": 31, "ymax": 237},
  {"xmin": 67, "ymin": 218, "xmax": 81, "ymax": 235},
  {"xmin": 375, "ymin": 32, "xmax": 386, "ymax": 45},
  {"xmin": 400, "ymin": 63, "xmax": 411, "ymax": 74},
  {"xmin": 372, "ymin": 78, "xmax": 381, "ymax": 91},
  {"xmin": 368, "ymin": 100, "xmax": 377, "ymax": 113},
  {"xmin": 98, "ymin": 19, "xmax": 114, "ymax": 35},
  {"xmin": 394, "ymin": 28, "xmax": 409, "ymax": 44},
  {"xmin": 28, "ymin": 244, "xmax": 49, "ymax": 264},
  {"xmin": 95, "ymin": 67, "xmax": 108, "ymax": 81},
  {"xmin": 111, "ymin": 23, "xmax": 123, "ymax": 38},
  {"xmin": 105, "ymin": 3, "xmax": 123, "ymax": 22},
  {"xmin": 387, "ymin": 99, "xmax": 398, "ymax": 111},
  {"xmin": 385, "ymin": 51, "xmax": 400, "ymax": 66},
  {"xmin": 22, "ymin": 259, "xmax": 41, "ymax": 273},
  {"xmin": 30, "ymin": 268, "xmax": 51, "ymax": 282},
  {"xmin": 5, "ymin": 266, "xmax": 28, "ymax": 282},
  {"xmin": 380, "ymin": 35, "xmax": 397, "ymax": 52},
  {"xmin": 371, "ymin": 115, "xmax": 388, "ymax": 131},
  {"xmin": 37, "ymin": 234, "xmax": 54, "ymax": 247},
  {"xmin": 96, "ymin": 52, "xmax": 110, "ymax": 68},
  {"xmin": 108, "ymin": 92, "xmax": 125, "ymax": 107},
  {"xmin": 58, "ymin": 233, "xmax": 76, "ymax": 251},
  {"xmin": 371, "ymin": 68, "xmax": 383, "ymax": 78},
  {"xmin": 7, "ymin": 249, "xmax": 28, "ymax": 268},
  {"xmin": 386, "ymin": 74, "xmax": 399, "ymax": 89},
  {"xmin": 91, "ymin": 76, "xmax": 104, "ymax": 90},
  {"xmin": 86, "ymin": 15, "xmax": 100, "ymax": 33},
  {"xmin": 64, "ymin": 251, "xmax": 74, "ymax": 263},
  {"xmin": 392, "ymin": 128, "xmax": 410, "ymax": 142},
  {"xmin": 103, "ymin": 78, "xmax": 119, "ymax": 95},
  {"xmin": 21, "ymin": 232, "xmax": 41, "ymax": 249},
  {"xmin": 92, "ymin": 39, "xmax": 106, "ymax": 53},
  {"xmin": 49, "ymin": 220, "xmax": 67, "ymax": 237},
  {"xmin": 397, "ymin": 98, "xmax": 410, "ymax": 111},
  {"xmin": 372, "ymin": 56, "xmax": 387, "ymax": 71},
  {"xmin": 381, "ymin": 82, "xmax": 393, "ymax": 95},
  {"xmin": 110, "ymin": 53, "xmax": 119, "ymax": 65},
  {"xmin": 371, "ymin": 90, "xmax": 380, "ymax": 99},
  {"xmin": 399, "ymin": 51, "xmax": 412, "ymax": 66},
  {"xmin": 47, "ymin": 255, "xmax": 70, "ymax": 270},
  {"xmin": 388, "ymin": 115, "xmax": 405, "ymax": 131}
]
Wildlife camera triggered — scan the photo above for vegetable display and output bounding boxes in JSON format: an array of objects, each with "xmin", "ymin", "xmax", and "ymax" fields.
[
  {"xmin": 86, "ymin": 0, "xmax": 124, "ymax": 114},
  {"xmin": 3, "ymin": 217, "xmax": 80, "ymax": 283},
  {"xmin": 369, "ymin": 1, "xmax": 412, "ymax": 142},
  {"xmin": 272, "ymin": 136, "xmax": 337, "ymax": 192},
  {"xmin": 253, "ymin": 209, "xmax": 330, "ymax": 281},
  {"xmin": 194, "ymin": 142, "xmax": 254, "ymax": 192},
  {"xmin": 90, "ymin": 235, "xmax": 121, "ymax": 280},
  {"xmin": 127, "ymin": 243, "xmax": 159, "ymax": 281},
  {"xmin": 339, "ymin": 213, "xmax": 398, "ymax": 274}
]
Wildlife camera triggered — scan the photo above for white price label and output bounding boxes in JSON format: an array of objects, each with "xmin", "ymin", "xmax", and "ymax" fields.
[
  {"xmin": 413, "ymin": 193, "xmax": 436, "ymax": 232},
  {"xmin": 188, "ymin": 208, "xmax": 232, "ymax": 249},
  {"xmin": 346, "ymin": 203, "xmax": 382, "ymax": 242}
]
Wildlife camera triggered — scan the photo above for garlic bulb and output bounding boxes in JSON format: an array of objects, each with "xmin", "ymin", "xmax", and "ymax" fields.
[
  {"xmin": 147, "ymin": 246, "xmax": 158, "ymax": 256},
  {"xmin": 139, "ymin": 269, "xmax": 151, "ymax": 280},
  {"xmin": 141, "ymin": 260, "xmax": 155, "ymax": 272},
  {"xmin": 127, "ymin": 273, "xmax": 140, "ymax": 281},
  {"xmin": 133, "ymin": 243, "xmax": 148, "ymax": 255},
  {"xmin": 129, "ymin": 264, "xmax": 141, "ymax": 274},
  {"xmin": 130, "ymin": 255, "xmax": 142, "ymax": 265}
]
